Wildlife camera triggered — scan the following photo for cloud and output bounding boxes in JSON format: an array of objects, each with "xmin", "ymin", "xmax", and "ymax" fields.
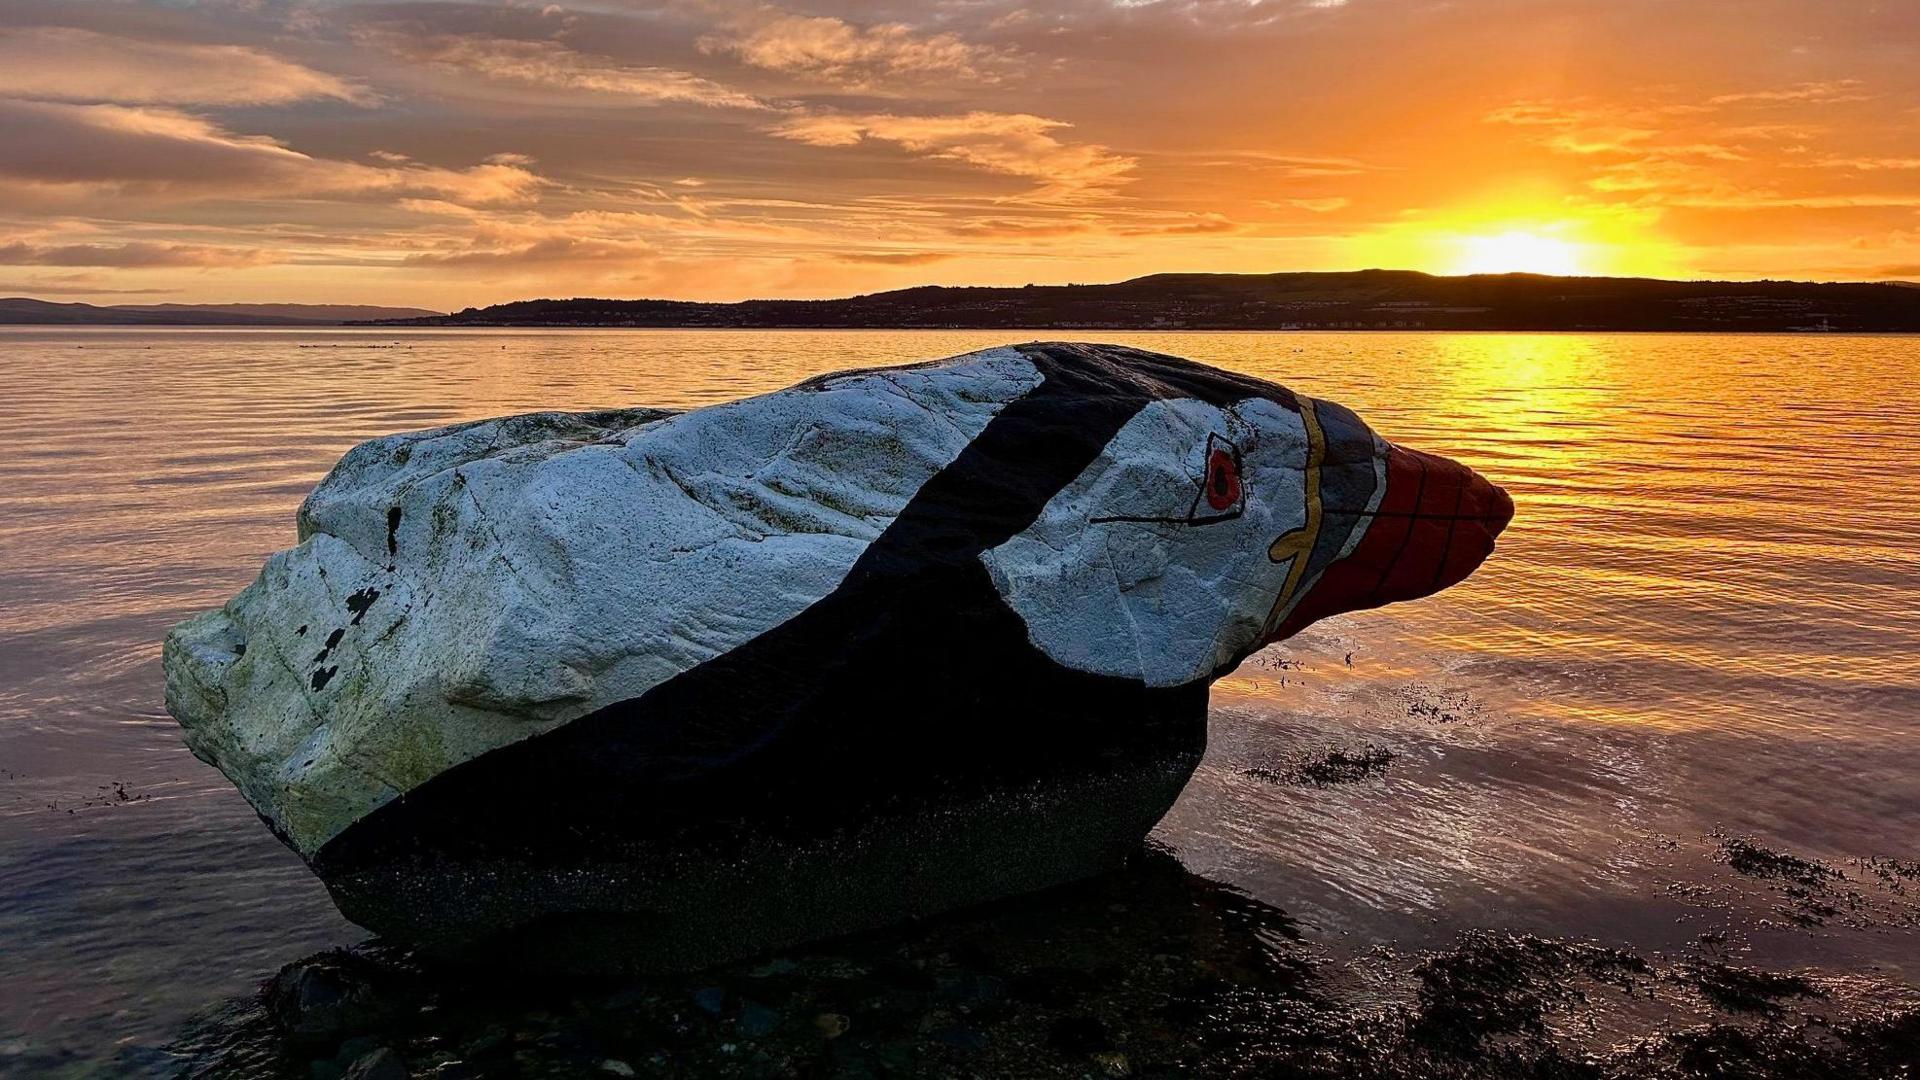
[
  {"xmin": 1187, "ymin": 152, "xmax": 1378, "ymax": 178},
  {"xmin": 0, "ymin": 27, "xmax": 367, "ymax": 106},
  {"xmin": 832, "ymin": 250, "xmax": 954, "ymax": 265},
  {"xmin": 359, "ymin": 29, "xmax": 765, "ymax": 109},
  {"xmin": 388, "ymin": 205, "xmax": 849, "ymax": 275},
  {"xmin": 0, "ymin": 239, "xmax": 276, "ymax": 268},
  {"xmin": 945, "ymin": 218, "xmax": 1095, "ymax": 238},
  {"xmin": 1543, "ymin": 126, "xmax": 1656, "ymax": 156},
  {"xmin": 1708, "ymin": 81, "xmax": 1872, "ymax": 106},
  {"xmin": 0, "ymin": 101, "xmax": 547, "ymax": 205},
  {"xmin": 703, "ymin": 11, "xmax": 1009, "ymax": 89},
  {"xmin": 1794, "ymin": 157, "xmax": 1920, "ymax": 171},
  {"xmin": 393, "ymin": 210, "xmax": 673, "ymax": 270},
  {"xmin": 1481, "ymin": 103, "xmax": 1570, "ymax": 127},
  {"xmin": 402, "ymin": 235, "xmax": 654, "ymax": 268},
  {"xmin": 0, "ymin": 275, "xmax": 179, "ymax": 296},
  {"xmin": 1263, "ymin": 197, "xmax": 1351, "ymax": 213},
  {"xmin": 769, "ymin": 111, "xmax": 1134, "ymax": 199},
  {"xmin": 1664, "ymin": 192, "xmax": 1920, "ymax": 210},
  {"xmin": 1115, "ymin": 212, "xmax": 1239, "ymax": 235}
]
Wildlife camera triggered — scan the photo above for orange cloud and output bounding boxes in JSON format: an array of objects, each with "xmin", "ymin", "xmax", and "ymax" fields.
[
  {"xmin": 769, "ymin": 111, "xmax": 1134, "ymax": 199},
  {"xmin": 1707, "ymin": 80, "xmax": 1872, "ymax": 106},
  {"xmin": 0, "ymin": 239, "xmax": 276, "ymax": 267},
  {"xmin": 358, "ymin": 30, "xmax": 765, "ymax": 109},
  {"xmin": 0, "ymin": 101, "xmax": 547, "ymax": 205},
  {"xmin": 1114, "ymin": 212, "xmax": 1239, "ymax": 236},
  {"xmin": 833, "ymin": 251, "xmax": 956, "ymax": 265},
  {"xmin": 402, "ymin": 236, "xmax": 653, "ymax": 268},
  {"xmin": 1264, "ymin": 197, "xmax": 1351, "ymax": 213},
  {"xmin": 0, "ymin": 27, "xmax": 367, "ymax": 106},
  {"xmin": 703, "ymin": 10, "xmax": 1011, "ymax": 89}
]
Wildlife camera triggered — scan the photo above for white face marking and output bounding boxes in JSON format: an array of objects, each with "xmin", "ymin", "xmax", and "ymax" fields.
[{"xmin": 981, "ymin": 396, "xmax": 1318, "ymax": 687}]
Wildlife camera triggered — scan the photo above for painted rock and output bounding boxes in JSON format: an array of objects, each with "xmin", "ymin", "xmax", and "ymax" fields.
[{"xmin": 163, "ymin": 342, "xmax": 1512, "ymax": 971}]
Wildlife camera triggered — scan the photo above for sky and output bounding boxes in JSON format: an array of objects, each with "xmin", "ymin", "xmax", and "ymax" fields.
[{"xmin": 1, "ymin": 0, "xmax": 1917, "ymax": 309}]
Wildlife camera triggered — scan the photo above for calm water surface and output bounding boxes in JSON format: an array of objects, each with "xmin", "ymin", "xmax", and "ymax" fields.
[{"xmin": 2, "ymin": 328, "xmax": 1918, "ymax": 1072}]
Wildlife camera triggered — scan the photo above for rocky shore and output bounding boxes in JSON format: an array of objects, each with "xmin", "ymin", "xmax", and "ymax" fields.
[{"xmin": 150, "ymin": 849, "xmax": 1920, "ymax": 1079}]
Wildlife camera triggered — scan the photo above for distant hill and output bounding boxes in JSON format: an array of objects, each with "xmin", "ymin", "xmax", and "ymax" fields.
[
  {"xmin": 111, "ymin": 302, "xmax": 446, "ymax": 323},
  {"xmin": 0, "ymin": 298, "xmax": 442, "ymax": 326},
  {"xmin": 370, "ymin": 270, "xmax": 1920, "ymax": 333}
]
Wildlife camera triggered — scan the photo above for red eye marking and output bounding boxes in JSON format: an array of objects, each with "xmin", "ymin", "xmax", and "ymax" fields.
[{"xmin": 1204, "ymin": 448, "xmax": 1241, "ymax": 511}]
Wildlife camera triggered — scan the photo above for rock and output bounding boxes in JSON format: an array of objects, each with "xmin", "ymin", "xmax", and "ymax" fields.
[
  {"xmin": 932, "ymin": 1025, "xmax": 989, "ymax": 1053},
  {"xmin": 737, "ymin": 999, "xmax": 781, "ymax": 1037},
  {"xmin": 266, "ymin": 950, "xmax": 406, "ymax": 1047},
  {"xmin": 459, "ymin": 1025, "xmax": 509, "ymax": 1058},
  {"xmin": 333, "ymin": 1036, "xmax": 382, "ymax": 1066},
  {"xmin": 598, "ymin": 1061, "xmax": 637, "ymax": 1078},
  {"xmin": 341, "ymin": 1046, "xmax": 408, "ymax": 1080},
  {"xmin": 814, "ymin": 1012, "xmax": 851, "ymax": 1039},
  {"xmin": 164, "ymin": 343, "xmax": 1511, "ymax": 972},
  {"xmin": 1048, "ymin": 1015, "xmax": 1113, "ymax": 1055}
]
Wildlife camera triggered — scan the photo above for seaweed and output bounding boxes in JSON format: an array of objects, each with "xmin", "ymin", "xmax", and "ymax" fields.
[{"xmin": 1245, "ymin": 745, "xmax": 1397, "ymax": 787}]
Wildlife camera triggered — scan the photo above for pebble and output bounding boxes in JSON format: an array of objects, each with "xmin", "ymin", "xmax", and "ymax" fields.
[{"xmin": 813, "ymin": 1012, "xmax": 851, "ymax": 1038}]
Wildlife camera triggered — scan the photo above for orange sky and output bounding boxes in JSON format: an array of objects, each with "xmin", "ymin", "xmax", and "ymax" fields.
[{"xmin": 2, "ymin": 0, "xmax": 1917, "ymax": 309}]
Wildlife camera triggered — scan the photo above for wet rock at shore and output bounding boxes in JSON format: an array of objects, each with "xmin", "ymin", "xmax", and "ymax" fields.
[
  {"xmin": 265, "ymin": 948, "xmax": 420, "ymax": 1050},
  {"xmin": 162, "ymin": 343, "xmax": 1512, "ymax": 970}
]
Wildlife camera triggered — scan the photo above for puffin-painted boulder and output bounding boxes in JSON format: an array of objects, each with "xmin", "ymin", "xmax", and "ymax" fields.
[{"xmin": 164, "ymin": 342, "xmax": 1512, "ymax": 972}]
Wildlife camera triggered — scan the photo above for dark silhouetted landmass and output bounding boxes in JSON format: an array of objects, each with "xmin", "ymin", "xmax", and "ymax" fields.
[
  {"xmin": 371, "ymin": 270, "xmax": 1920, "ymax": 332},
  {"xmin": 0, "ymin": 298, "xmax": 442, "ymax": 326}
]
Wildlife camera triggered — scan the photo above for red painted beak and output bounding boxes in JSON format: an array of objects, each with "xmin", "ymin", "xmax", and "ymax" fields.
[
  {"xmin": 1267, "ymin": 443, "xmax": 1513, "ymax": 642},
  {"xmin": 1368, "ymin": 443, "xmax": 1515, "ymax": 604}
]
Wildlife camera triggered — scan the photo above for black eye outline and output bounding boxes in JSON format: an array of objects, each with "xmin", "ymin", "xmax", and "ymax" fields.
[{"xmin": 1088, "ymin": 432, "xmax": 1246, "ymax": 528}]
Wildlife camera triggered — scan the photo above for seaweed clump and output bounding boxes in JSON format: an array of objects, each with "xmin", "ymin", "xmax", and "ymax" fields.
[
  {"xmin": 1713, "ymin": 836, "xmax": 1853, "ymax": 927},
  {"xmin": 1716, "ymin": 838, "xmax": 1841, "ymax": 887},
  {"xmin": 1245, "ymin": 745, "xmax": 1397, "ymax": 787},
  {"xmin": 1409, "ymin": 931, "xmax": 1649, "ymax": 1055},
  {"xmin": 1669, "ymin": 961, "xmax": 1823, "ymax": 1016}
]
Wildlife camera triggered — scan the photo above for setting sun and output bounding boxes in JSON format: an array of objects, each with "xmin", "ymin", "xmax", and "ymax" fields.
[
  {"xmin": 1449, "ymin": 230, "xmax": 1589, "ymax": 276},
  {"xmin": 1345, "ymin": 188, "xmax": 1693, "ymax": 281}
]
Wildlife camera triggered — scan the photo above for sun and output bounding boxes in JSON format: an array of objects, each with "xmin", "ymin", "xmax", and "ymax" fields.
[
  {"xmin": 1449, "ymin": 229, "xmax": 1588, "ymax": 276},
  {"xmin": 1343, "ymin": 190, "xmax": 1694, "ymax": 280}
]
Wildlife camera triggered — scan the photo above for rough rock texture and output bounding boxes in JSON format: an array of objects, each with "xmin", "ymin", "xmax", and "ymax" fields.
[{"xmin": 164, "ymin": 342, "xmax": 1512, "ymax": 970}]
